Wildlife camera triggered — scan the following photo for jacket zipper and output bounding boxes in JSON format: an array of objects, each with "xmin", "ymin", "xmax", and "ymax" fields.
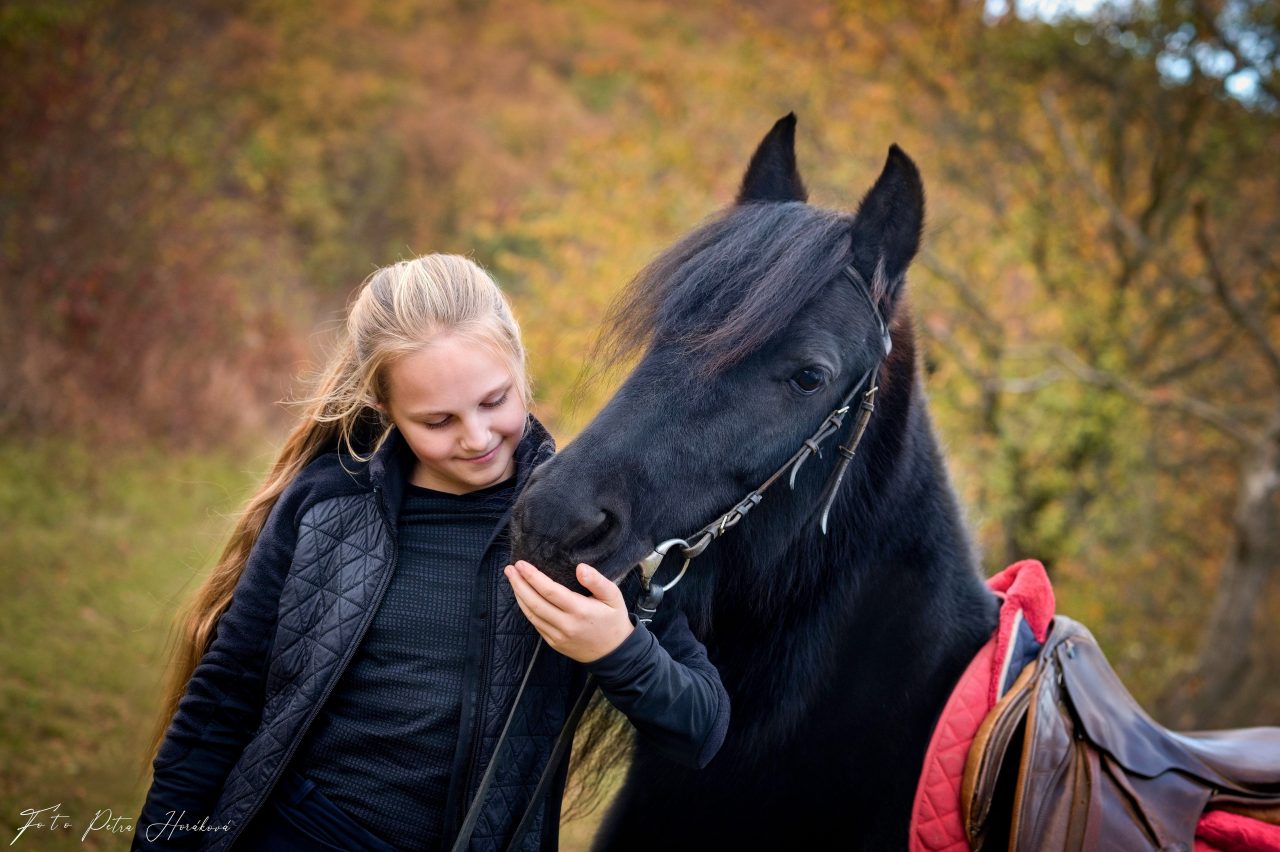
[
  {"xmin": 455, "ymin": 506, "xmax": 520, "ymax": 834},
  {"xmin": 458, "ymin": 528, "xmax": 501, "ymax": 819},
  {"xmin": 222, "ymin": 486, "xmax": 399, "ymax": 850}
]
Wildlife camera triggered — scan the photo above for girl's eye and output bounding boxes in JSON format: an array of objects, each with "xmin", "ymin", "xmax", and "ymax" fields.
[
  {"xmin": 789, "ymin": 368, "xmax": 827, "ymax": 395},
  {"xmin": 421, "ymin": 391, "xmax": 508, "ymax": 429}
]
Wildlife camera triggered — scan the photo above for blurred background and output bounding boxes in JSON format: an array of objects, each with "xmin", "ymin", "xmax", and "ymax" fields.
[{"xmin": 2, "ymin": 0, "xmax": 1277, "ymax": 847}]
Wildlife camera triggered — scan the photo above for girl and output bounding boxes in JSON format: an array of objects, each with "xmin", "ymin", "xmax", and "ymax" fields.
[{"xmin": 134, "ymin": 254, "xmax": 729, "ymax": 851}]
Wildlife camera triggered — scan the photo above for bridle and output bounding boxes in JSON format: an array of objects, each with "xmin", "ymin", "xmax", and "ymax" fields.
[
  {"xmin": 453, "ymin": 262, "xmax": 892, "ymax": 852},
  {"xmin": 632, "ymin": 263, "xmax": 892, "ymax": 621}
]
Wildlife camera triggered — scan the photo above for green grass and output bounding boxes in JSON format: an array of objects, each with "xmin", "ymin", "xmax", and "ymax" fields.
[{"xmin": 0, "ymin": 439, "xmax": 267, "ymax": 849}]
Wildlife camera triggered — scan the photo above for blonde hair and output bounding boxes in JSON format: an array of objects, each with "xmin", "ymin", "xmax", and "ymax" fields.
[{"xmin": 145, "ymin": 254, "xmax": 528, "ymax": 765}]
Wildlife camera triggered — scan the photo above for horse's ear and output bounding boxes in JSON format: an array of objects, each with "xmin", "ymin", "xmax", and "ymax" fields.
[
  {"xmin": 849, "ymin": 144, "xmax": 924, "ymax": 314},
  {"xmin": 736, "ymin": 113, "xmax": 808, "ymax": 204}
]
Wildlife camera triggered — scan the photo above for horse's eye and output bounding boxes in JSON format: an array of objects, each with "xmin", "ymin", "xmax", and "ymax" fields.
[{"xmin": 789, "ymin": 367, "xmax": 827, "ymax": 395}]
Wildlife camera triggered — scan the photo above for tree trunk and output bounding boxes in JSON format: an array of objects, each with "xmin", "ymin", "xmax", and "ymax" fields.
[{"xmin": 1166, "ymin": 406, "xmax": 1280, "ymax": 728}]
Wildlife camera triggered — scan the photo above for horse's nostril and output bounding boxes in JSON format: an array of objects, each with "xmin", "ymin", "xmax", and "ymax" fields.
[{"xmin": 572, "ymin": 510, "xmax": 617, "ymax": 557}]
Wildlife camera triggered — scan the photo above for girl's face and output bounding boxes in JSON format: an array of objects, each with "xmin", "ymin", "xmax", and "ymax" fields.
[{"xmin": 381, "ymin": 334, "xmax": 528, "ymax": 494}]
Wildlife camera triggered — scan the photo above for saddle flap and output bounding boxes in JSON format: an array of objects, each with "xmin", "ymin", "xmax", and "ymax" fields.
[
  {"xmin": 1056, "ymin": 618, "xmax": 1280, "ymax": 795},
  {"xmin": 963, "ymin": 617, "xmax": 1280, "ymax": 851},
  {"xmin": 1008, "ymin": 651, "xmax": 1101, "ymax": 851},
  {"xmin": 1161, "ymin": 730, "xmax": 1280, "ymax": 793}
]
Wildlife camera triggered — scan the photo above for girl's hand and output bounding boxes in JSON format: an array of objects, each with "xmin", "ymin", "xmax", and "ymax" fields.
[{"xmin": 504, "ymin": 560, "xmax": 634, "ymax": 663}]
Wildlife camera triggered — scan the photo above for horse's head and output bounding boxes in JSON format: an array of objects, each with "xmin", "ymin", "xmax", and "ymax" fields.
[{"xmin": 512, "ymin": 115, "xmax": 924, "ymax": 596}]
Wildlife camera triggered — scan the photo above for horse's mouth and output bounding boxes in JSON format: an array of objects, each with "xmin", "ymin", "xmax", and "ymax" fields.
[
  {"xmin": 509, "ymin": 522, "xmax": 655, "ymax": 590},
  {"xmin": 511, "ymin": 493, "xmax": 651, "ymax": 587}
]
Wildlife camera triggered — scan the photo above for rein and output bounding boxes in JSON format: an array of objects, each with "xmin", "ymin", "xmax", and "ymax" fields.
[{"xmin": 451, "ymin": 263, "xmax": 890, "ymax": 852}]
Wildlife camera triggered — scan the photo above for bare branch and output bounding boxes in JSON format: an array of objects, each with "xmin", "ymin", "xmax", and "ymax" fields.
[
  {"xmin": 1193, "ymin": 200, "xmax": 1280, "ymax": 387},
  {"xmin": 1192, "ymin": 0, "xmax": 1280, "ymax": 104},
  {"xmin": 1038, "ymin": 88, "xmax": 1215, "ymax": 299},
  {"xmin": 1050, "ymin": 345, "xmax": 1263, "ymax": 450},
  {"xmin": 1246, "ymin": 241, "xmax": 1280, "ymax": 283},
  {"xmin": 1146, "ymin": 330, "xmax": 1238, "ymax": 385},
  {"xmin": 919, "ymin": 250, "xmax": 1003, "ymax": 337},
  {"xmin": 918, "ymin": 320, "xmax": 989, "ymax": 386},
  {"xmin": 922, "ymin": 318, "xmax": 1064, "ymax": 396},
  {"xmin": 995, "ymin": 368, "xmax": 1066, "ymax": 395}
]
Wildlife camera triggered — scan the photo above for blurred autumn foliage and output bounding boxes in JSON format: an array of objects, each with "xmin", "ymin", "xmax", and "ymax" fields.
[{"xmin": 2, "ymin": 0, "xmax": 1277, "ymax": 734}]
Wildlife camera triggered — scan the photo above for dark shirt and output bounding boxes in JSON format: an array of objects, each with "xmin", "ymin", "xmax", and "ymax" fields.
[{"xmin": 293, "ymin": 475, "xmax": 516, "ymax": 851}]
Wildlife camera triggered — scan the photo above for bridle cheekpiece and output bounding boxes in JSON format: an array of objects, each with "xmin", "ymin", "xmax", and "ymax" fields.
[{"xmin": 632, "ymin": 263, "xmax": 892, "ymax": 620}]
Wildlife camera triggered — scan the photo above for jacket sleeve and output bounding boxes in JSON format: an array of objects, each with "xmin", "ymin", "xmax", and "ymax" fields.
[
  {"xmin": 583, "ymin": 607, "xmax": 729, "ymax": 769},
  {"xmin": 132, "ymin": 481, "xmax": 309, "ymax": 850}
]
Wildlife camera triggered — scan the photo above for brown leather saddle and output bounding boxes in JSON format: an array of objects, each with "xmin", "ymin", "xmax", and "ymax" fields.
[{"xmin": 961, "ymin": 615, "xmax": 1280, "ymax": 851}]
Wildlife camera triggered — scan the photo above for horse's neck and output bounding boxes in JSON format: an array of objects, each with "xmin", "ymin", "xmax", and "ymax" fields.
[{"xmin": 705, "ymin": 404, "xmax": 999, "ymax": 752}]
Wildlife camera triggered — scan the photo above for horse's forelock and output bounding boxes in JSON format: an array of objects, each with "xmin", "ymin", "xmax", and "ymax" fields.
[{"xmin": 596, "ymin": 203, "xmax": 854, "ymax": 376}]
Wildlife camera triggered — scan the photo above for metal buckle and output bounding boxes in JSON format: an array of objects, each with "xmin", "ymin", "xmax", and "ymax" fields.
[
  {"xmin": 635, "ymin": 536, "xmax": 696, "ymax": 598},
  {"xmin": 637, "ymin": 538, "xmax": 689, "ymax": 587}
]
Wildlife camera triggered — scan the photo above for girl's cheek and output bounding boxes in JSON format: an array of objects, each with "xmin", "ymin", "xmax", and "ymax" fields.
[{"xmin": 504, "ymin": 406, "xmax": 530, "ymax": 435}]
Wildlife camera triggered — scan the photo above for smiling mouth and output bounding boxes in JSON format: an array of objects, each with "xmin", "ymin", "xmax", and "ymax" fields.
[{"xmin": 463, "ymin": 444, "xmax": 500, "ymax": 464}]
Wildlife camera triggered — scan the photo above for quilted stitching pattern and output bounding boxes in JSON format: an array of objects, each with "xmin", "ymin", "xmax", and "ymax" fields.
[
  {"xmin": 206, "ymin": 493, "xmax": 389, "ymax": 851},
  {"xmin": 909, "ymin": 641, "xmax": 996, "ymax": 852},
  {"xmin": 189, "ymin": 424, "xmax": 559, "ymax": 852},
  {"xmin": 466, "ymin": 572, "xmax": 579, "ymax": 851},
  {"xmin": 909, "ymin": 560, "xmax": 1056, "ymax": 852}
]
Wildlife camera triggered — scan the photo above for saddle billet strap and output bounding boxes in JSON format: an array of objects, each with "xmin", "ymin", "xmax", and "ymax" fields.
[{"xmin": 961, "ymin": 659, "xmax": 1038, "ymax": 846}]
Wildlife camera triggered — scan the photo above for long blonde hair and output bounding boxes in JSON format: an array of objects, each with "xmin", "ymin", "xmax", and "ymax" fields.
[{"xmin": 146, "ymin": 254, "xmax": 529, "ymax": 764}]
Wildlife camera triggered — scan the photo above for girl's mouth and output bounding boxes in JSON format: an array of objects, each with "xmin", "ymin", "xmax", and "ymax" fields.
[{"xmin": 464, "ymin": 444, "xmax": 500, "ymax": 464}]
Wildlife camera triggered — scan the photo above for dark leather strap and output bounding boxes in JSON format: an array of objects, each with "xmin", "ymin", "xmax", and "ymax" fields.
[
  {"xmin": 504, "ymin": 675, "xmax": 599, "ymax": 851},
  {"xmin": 450, "ymin": 649, "xmax": 602, "ymax": 852},
  {"xmin": 455, "ymin": 581, "xmax": 661, "ymax": 850},
  {"xmin": 963, "ymin": 616, "xmax": 1280, "ymax": 850},
  {"xmin": 450, "ymin": 640, "xmax": 544, "ymax": 852}
]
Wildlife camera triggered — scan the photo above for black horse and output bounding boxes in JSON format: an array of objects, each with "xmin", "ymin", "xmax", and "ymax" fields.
[{"xmin": 512, "ymin": 115, "xmax": 1001, "ymax": 849}]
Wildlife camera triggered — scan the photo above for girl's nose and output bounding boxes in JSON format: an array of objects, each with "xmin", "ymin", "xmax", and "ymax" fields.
[{"xmin": 460, "ymin": 414, "xmax": 490, "ymax": 452}]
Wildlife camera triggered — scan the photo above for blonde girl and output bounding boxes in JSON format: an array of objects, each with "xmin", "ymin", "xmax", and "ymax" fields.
[{"xmin": 134, "ymin": 254, "xmax": 728, "ymax": 851}]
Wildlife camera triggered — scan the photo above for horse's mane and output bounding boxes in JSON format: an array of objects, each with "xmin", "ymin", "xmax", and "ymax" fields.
[
  {"xmin": 565, "ymin": 201, "xmax": 858, "ymax": 821},
  {"xmin": 595, "ymin": 202, "xmax": 854, "ymax": 375}
]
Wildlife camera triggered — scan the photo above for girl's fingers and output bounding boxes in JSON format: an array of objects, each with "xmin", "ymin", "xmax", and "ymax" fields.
[
  {"xmin": 512, "ymin": 592, "xmax": 561, "ymax": 644},
  {"xmin": 576, "ymin": 563, "xmax": 624, "ymax": 607},
  {"xmin": 506, "ymin": 568, "xmax": 568, "ymax": 639},
  {"xmin": 512, "ymin": 560, "xmax": 584, "ymax": 614},
  {"xmin": 506, "ymin": 565, "xmax": 568, "ymax": 631}
]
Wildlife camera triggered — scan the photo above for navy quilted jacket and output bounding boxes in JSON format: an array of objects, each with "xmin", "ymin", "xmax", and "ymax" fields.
[{"xmin": 134, "ymin": 415, "xmax": 728, "ymax": 851}]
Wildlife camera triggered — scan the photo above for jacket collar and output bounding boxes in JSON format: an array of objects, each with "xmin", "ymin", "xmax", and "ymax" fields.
[{"xmin": 367, "ymin": 413, "xmax": 557, "ymax": 521}]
